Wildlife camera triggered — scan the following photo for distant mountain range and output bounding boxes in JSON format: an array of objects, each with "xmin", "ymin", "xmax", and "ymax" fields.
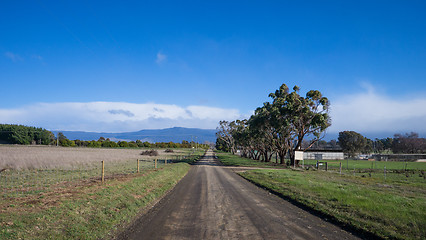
[
  {"xmin": 59, "ymin": 127, "xmax": 217, "ymax": 143},
  {"xmin": 58, "ymin": 127, "xmax": 422, "ymax": 145}
]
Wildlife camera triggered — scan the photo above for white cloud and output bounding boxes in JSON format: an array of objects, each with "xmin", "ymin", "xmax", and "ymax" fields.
[
  {"xmin": 328, "ymin": 87, "xmax": 426, "ymax": 134},
  {"xmin": 155, "ymin": 52, "xmax": 167, "ymax": 64},
  {"xmin": 0, "ymin": 102, "xmax": 241, "ymax": 132},
  {"xmin": 4, "ymin": 52, "xmax": 23, "ymax": 62}
]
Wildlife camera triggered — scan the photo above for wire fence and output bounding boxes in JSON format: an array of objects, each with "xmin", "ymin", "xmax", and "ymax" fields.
[
  {"xmin": 0, "ymin": 155, "xmax": 190, "ymax": 198},
  {"xmin": 301, "ymin": 159, "xmax": 426, "ymax": 181}
]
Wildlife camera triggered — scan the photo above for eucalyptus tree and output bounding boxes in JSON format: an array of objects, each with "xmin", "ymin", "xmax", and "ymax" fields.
[
  {"xmin": 262, "ymin": 101, "xmax": 292, "ymax": 164},
  {"xmin": 216, "ymin": 120, "xmax": 237, "ymax": 154},
  {"xmin": 250, "ymin": 102, "xmax": 290, "ymax": 162},
  {"xmin": 231, "ymin": 119, "xmax": 250, "ymax": 158},
  {"xmin": 216, "ymin": 83, "xmax": 331, "ymax": 166},
  {"xmin": 268, "ymin": 84, "xmax": 331, "ymax": 165},
  {"xmin": 248, "ymin": 106, "xmax": 276, "ymax": 162}
]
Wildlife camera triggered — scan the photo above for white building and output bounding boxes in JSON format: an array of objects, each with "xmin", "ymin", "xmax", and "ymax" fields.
[{"xmin": 303, "ymin": 150, "xmax": 344, "ymax": 160}]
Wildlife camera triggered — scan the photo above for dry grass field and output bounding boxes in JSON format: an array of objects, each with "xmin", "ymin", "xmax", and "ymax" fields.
[
  {"xmin": 0, "ymin": 145, "xmax": 195, "ymax": 198},
  {"xmin": 0, "ymin": 145, "xmax": 185, "ymax": 170}
]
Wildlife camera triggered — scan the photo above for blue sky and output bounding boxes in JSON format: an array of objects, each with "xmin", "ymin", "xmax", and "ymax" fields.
[{"xmin": 1, "ymin": 1, "xmax": 426, "ymax": 138}]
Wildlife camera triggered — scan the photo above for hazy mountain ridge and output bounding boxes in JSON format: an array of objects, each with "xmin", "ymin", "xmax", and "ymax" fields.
[{"xmin": 59, "ymin": 127, "xmax": 217, "ymax": 143}]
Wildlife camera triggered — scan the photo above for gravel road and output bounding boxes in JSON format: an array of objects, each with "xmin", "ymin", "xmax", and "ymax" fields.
[{"xmin": 119, "ymin": 150, "xmax": 360, "ymax": 240}]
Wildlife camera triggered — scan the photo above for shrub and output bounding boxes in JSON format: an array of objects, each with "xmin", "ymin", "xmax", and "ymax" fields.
[{"xmin": 140, "ymin": 149, "xmax": 159, "ymax": 156}]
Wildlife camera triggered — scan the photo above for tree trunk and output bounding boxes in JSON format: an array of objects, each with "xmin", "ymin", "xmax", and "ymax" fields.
[
  {"xmin": 288, "ymin": 149, "xmax": 295, "ymax": 166},
  {"xmin": 278, "ymin": 150, "xmax": 286, "ymax": 165}
]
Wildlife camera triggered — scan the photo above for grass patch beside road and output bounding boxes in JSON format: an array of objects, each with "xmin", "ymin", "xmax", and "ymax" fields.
[
  {"xmin": 239, "ymin": 168, "xmax": 426, "ymax": 240},
  {"xmin": 0, "ymin": 162, "xmax": 191, "ymax": 240}
]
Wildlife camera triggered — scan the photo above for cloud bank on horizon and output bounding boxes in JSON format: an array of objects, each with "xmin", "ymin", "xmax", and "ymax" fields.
[
  {"xmin": 0, "ymin": 87, "xmax": 425, "ymax": 136},
  {"xmin": 0, "ymin": 102, "xmax": 242, "ymax": 132},
  {"xmin": 328, "ymin": 87, "xmax": 426, "ymax": 135}
]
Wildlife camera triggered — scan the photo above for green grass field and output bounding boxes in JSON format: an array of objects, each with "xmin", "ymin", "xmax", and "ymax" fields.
[
  {"xmin": 217, "ymin": 152, "xmax": 426, "ymax": 240},
  {"xmin": 303, "ymin": 159, "xmax": 426, "ymax": 171}
]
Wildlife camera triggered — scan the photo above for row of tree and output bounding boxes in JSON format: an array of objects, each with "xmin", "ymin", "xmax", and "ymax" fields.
[
  {"xmin": 60, "ymin": 134, "xmax": 209, "ymax": 149},
  {"xmin": 0, "ymin": 124, "xmax": 209, "ymax": 149},
  {"xmin": 338, "ymin": 131, "xmax": 426, "ymax": 156},
  {"xmin": 216, "ymin": 84, "xmax": 331, "ymax": 165},
  {"xmin": 215, "ymin": 84, "xmax": 425, "ymax": 162}
]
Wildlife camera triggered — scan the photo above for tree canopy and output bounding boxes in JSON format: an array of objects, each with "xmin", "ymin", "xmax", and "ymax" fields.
[
  {"xmin": 0, "ymin": 124, "xmax": 54, "ymax": 145},
  {"xmin": 338, "ymin": 131, "xmax": 368, "ymax": 158},
  {"xmin": 216, "ymin": 83, "xmax": 331, "ymax": 165}
]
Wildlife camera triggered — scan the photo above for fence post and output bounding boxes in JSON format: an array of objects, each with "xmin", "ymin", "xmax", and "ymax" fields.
[
  {"xmin": 101, "ymin": 161, "xmax": 105, "ymax": 183},
  {"xmin": 165, "ymin": 158, "xmax": 167, "ymax": 165},
  {"xmin": 155, "ymin": 159, "xmax": 157, "ymax": 169},
  {"xmin": 339, "ymin": 162, "xmax": 342, "ymax": 175},
  {"xmin": 137, "ymin": 159, "xmax": 140, "ymax": 173},
  {"xmin": 316, "ymin": 160, "xmax": 319, "ymax": 170},
  {"xmin": 384, "ymin": 166, "xmax": 387, "ymax": 180},
  {"xmin": 325, "ymin": 162, "xmax": 328, "ymax": 171}
]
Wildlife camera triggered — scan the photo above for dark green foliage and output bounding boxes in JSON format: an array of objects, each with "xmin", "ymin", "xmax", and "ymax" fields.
[
  {"xmin": 101, "ymin": 140, "xmax": 119, "ymax": 148},
  {"xmin": 57, "ymin": 132, "xmax": 76, "ymax": 147},
  {"xmin": 373, "ymin": 137, "xmax": 393, "ymax": 153},
  {"xmin": 338, "ymin": 131, "xmax": 368, "ymax": 157},
  {"xmin": 118, "ymin": 141, "xmax": 129, "ymax": 148},
  {"xmin": 215, "ymin": 137, "xmax": 230, "ymax": 152},
  {"xmin": 0, "ymin": 124, "xmax": 54, "ymax": 145}
]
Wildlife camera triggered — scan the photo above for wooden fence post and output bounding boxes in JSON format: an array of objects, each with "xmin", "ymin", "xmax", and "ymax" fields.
[
  {"xmin": 384, "ymin": 166, "xmax": 387, "ymax": 180},
  {"xmin": 137, "ymin": 159, "xmax": 140, "ymax": 173},
  {"xmin": 325, "ymin": 162, "xmax": 328, "ymax": 171},
  {"xmin": 155, "ymin": 159, "xmax": 157, "ymax": 169},
  {"xmin": 316, "ymin": 160, "xmax": 319, "ymax": 170},
  {"xmin": 339, "ymin": 162, "xmax": 342, "ymax": 175},
  {"xmin": 101, "ymin": 161, "xmax": 105, "ymax": 183}
]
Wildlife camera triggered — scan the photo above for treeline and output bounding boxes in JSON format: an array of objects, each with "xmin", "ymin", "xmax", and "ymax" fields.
[
  {"xmin": 0, "ymin": 124, "xmax": 55, "ymax": 145},
  {"xmin": 62, "ymin": 135, "xmax": 209, "ymax": 149},
  {"xmin": 0, "ymin": 124, "xmax": 209, "ymax": 149},
  {"xmin": 338, "ymin": 131, "xmax": 426, "ymax": 156},
  {"xmin": 216, "ymin": 83, "xmax": 331, "ymax": 165}
]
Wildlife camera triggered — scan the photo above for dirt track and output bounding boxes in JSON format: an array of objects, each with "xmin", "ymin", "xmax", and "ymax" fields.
[{"xmin": 119, "ymin": 150, "xmax": 360, "ymax": 240}]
